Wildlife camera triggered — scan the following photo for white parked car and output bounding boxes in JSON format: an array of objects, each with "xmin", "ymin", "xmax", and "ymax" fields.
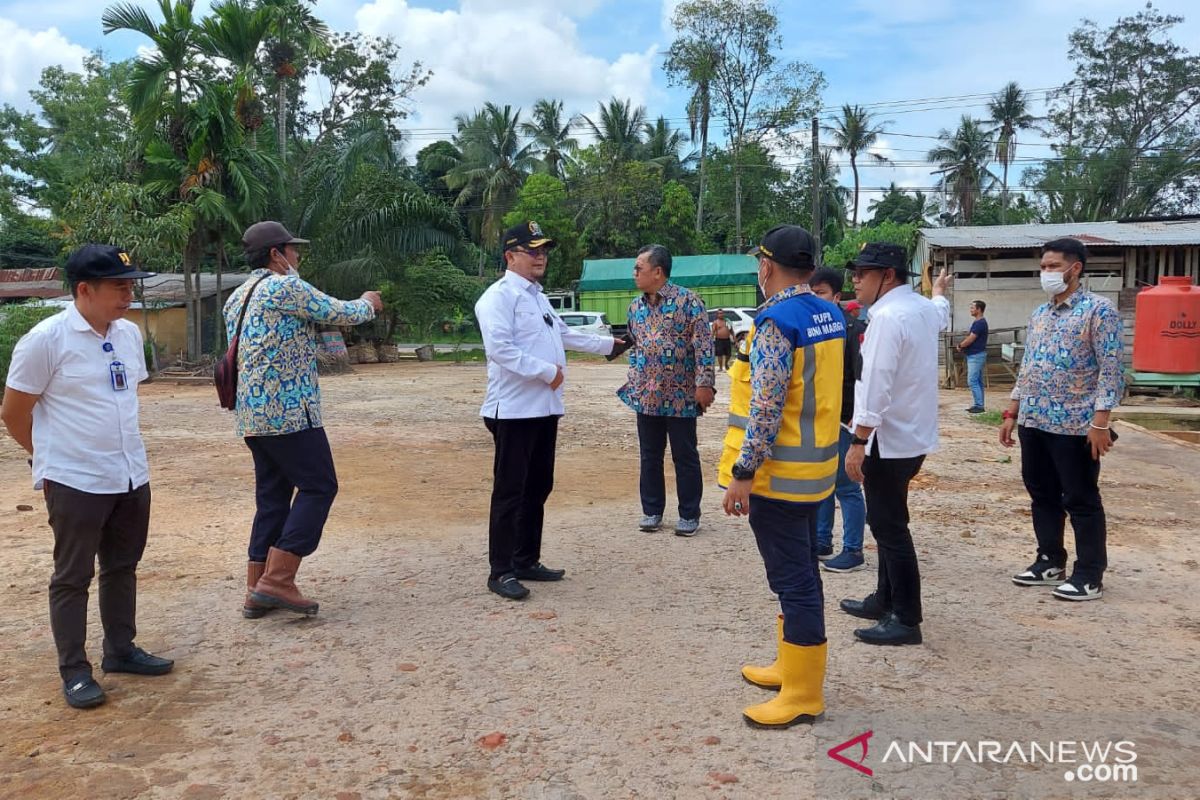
[
  {"xmin": 558, "ymin": 311, "xmax": 612, "ymax": 336},
  {"xmin": 707, "ymin": 307, "xmax": 758, "ymax": 343}
]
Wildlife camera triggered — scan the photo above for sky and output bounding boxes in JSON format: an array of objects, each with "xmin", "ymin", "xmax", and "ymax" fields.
[{"xmin": 2, "ymin": 0, "xmax": 1198, "ymax": 220}]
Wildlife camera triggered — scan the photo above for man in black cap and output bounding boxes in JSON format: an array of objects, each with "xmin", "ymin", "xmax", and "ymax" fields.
[
  {"xmin": 2, "ymin": 244, "xmax": 174, "ymax": 709},
  {"xmin": 225, "ymin": 220, "xmax": 382, "ymax": 619},
  {"xmin": 719, "ymin": 224, "xmax": 844, "ymax": 727},
  {"xmin": 839, "ymin": 243, "xmax": 951, "ymax": 646},
  {"xmin": 475, "ymin": 221, "xmax": 631, "ymax": 600}
]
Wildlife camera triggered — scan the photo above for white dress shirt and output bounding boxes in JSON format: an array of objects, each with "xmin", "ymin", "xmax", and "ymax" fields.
[
  {"xmin": 6, "ymin": 304, "xmax": 150, "ymax": 493},
  {"xmin": 852, "ymin": 285, "xmax": 950, "ymax": 459},
  {"xmin": 475, "ymin": 270, "xmax": 615, "ymax": 419}
]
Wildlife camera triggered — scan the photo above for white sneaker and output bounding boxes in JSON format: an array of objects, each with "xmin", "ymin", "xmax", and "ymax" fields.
[{"xmin": 1052, "ymin": 579, "xmax": 1103, "ymax": 601}]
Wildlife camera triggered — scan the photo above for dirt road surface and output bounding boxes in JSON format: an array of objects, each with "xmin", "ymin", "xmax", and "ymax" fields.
[{"xmin": 2, "ymin": 362, "xmax": 1198, "ymax": 799}]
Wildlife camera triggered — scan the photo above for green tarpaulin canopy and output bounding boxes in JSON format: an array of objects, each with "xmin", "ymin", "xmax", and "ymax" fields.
[{"xmin": 578, "ymin": 254, "xmax": 758, "ymax": 292}]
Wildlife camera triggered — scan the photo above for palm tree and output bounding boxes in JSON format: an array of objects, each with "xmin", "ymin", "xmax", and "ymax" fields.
[
  {"xmin": 520, "ymin": 99, "xmax": 577, "ymax": 179},
  {"xmin": 927, "ymin": 116, "xmax": 999, "ymax": 225},
  {"xmin": 582, "ymin": 97, "xmax": 647, "ymax": 162},
  {"xmin": 258, "ymin": 0, "xmax": 331, "ymax": 167},
  {"xmin": 665, "ymin": 39, "xmax": 718, "ymax": 234},
  {"xmin": 641, "ymin": 116, "xmax": 690, "ymax": 181},
  {"xmin": 197, "ymin": 1, "xmax": 273, "ymax": 136},
  {"xmin": 102, "ymin": 0, "xmax": 202, "ymax": 150},
  {"xmin": 813, "ymin": 150, "xmax": 850, "ymax": 248},
  {"xmin": 444, "ymin": 103, "xmax": 537, "ymax": 269},
  {"xmin": 825, "ymin": 104, "xmax": 891, "ymax": 227},
  {"xmin": 987, "ymin": 82, "xmax": 1036, "ymax": 224}
]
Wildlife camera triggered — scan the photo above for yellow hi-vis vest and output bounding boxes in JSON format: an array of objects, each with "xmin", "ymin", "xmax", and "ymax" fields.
[{"xmin": 717, "ymin": 293, "xmax": 845, "ymax": 503}]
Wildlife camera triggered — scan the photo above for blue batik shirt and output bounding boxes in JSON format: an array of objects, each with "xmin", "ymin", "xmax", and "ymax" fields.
[{"xmin": 223, "ymin": 269, "xmax": 375, "ymax": 437}]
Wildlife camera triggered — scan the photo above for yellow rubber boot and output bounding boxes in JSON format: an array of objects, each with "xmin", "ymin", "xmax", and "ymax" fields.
[
  {"xmin": 743, "ymin": 641, "xmax": 826, "ymax": 727},
  {"xmin": 740, "ymin": 615, "xmax": 784, "ymax": 688}
]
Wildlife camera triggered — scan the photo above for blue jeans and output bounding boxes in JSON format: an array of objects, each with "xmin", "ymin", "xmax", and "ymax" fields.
[
  {"xmin": 966, "ymin": 351, "xmax": 986, "ymax": 408},
  {"xmin": 816, "ymin": 427, "xmax": 866, "ymax": 552},
  {"xmin": 749, "ymin": 496, "xmax": 825, "ymax": 645}
]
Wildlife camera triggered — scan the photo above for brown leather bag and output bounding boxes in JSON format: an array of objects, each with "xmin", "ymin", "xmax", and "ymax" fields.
[{"xmin": 216, "ymin": 276, "xmax": 268, "ymax": 410}]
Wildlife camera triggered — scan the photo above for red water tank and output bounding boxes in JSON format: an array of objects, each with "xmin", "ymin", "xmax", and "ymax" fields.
[{"xmin": 1133, "ymin": 276, "xmax": 1200, "ymax": 373}]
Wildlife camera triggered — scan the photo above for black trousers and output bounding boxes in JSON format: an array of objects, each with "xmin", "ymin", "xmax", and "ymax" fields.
[
  {"xmin": 636, "ymin": 413, "xmax": 703, "ymax": 520},
  {"xmin": 45, "ymin": 480, "xmax": 151, "ymax": 682},
  {"xmin": 749, "ymin": 496, "xmax": 825, "ymax": 645},
  {"xmin": 244, "ymin": 426, "xmax": 338, "ymax": 561},
  {"xmin": 862, "ymin": 450, "xmax": 927, "ymax": 627},
  {"xmin": 1018, "ymin": 425, "xmax": 1107, "ymax": 584},
  {"xmin": 484, "ymin": 415, "xmax": 559, "ymax": 579}
]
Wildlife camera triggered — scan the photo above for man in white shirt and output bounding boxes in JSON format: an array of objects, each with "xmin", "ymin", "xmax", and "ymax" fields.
[
  {"xmin": 840, "ymin": 243, "xmax": 951, "ymax": 646},
  {"xmin": 2, "ymin": 244, "xmax": 174, "ymax": 709},
  {"xmin": 475, "ymin": 221, "xmax": 630, "ymax": 600}
]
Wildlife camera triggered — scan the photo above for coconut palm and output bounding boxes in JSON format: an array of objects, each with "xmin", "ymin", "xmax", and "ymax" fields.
[
  {"xmin": 197, "ymin": 1, "xmax": 273, "ymax": 134},
  {"xmin": 813, "ymin": 150, "xmax": 850, "ymax": 247},
  {"xmin": 665, "ymin": 38, "xmax": 719, "ymax": 233},
  {"xmin": 641, "ymin": 117, "xmax": 691, "ymax": 181},
  {"xmin": 520, "ymin": 99, "xmax": 578, "ymax": 179},
  {"xmin": 444, "ymin": 103, "xmax": 537, "ymax": 259},
  {"xmin": 581, "ymin": 97, "xmax": 647, "ymax": 162},
  {"xmin": 927, "ymin": 116, "xmax": 999, "ymax": 225},
  {"xmin": 257, "ymin": 0, "xmax": 331, "ymax": 166},
  {"xmin": 987, "ymin": 82, "xmax": 1036, "ymax": 223},
  {"xmin": 825, "ymin": 104, "xmax": 891, "ymax": 227}
]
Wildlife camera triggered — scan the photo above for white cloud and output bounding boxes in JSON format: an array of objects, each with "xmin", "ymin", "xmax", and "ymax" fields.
[
  {"xmin": 0, "ymin": 18, "xmax": 90, "ymax": 108},
  {"xmin": 353, "ymin": 0, "xmax": 660, "ymax": 145}
]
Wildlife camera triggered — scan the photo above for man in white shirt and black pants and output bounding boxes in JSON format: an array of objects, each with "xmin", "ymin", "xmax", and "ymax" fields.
[
  {"xmin": 841, "ymin": 244, "xmax": 952, "ymax": 646},
  {"xmin": 476, "ymin": 221, "xmax": 630, "ymax": 600},
  {"xmin": 2, "ymin": 245, "xmax": 174, "ymax": 709}
]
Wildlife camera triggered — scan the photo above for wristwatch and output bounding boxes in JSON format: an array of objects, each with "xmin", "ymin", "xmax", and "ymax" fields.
[
  {"xmin": 731, "ymin": 464, "xmax": 756, "ymax": 481},
  {"xmin": 850, "ymin": 435, "xmax": 870, "ymax": 447}
]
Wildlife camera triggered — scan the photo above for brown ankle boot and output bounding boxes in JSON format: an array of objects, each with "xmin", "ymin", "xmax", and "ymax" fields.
[
  {"xmin": 250, "ymin": 547, "xmax": 319, "ymax": 616},
  {"xmin": 243, "ymin": 561, "xmax": 270, "ymax": 619}
]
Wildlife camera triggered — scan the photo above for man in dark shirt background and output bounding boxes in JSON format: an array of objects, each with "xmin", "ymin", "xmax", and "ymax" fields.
[
  {"xmin": 958, "ymin": 300, "xmax": 989, "ymax": 413},
  {"xmin": 809, "ymin": 267, "xmax": 867, "ymax": 573}
]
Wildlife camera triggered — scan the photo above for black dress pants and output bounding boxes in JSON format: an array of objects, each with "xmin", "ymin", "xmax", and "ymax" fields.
[
  {"xmin": 636, "ymin": 413, "xmax": 702, "ymax": 520},
  {"xmin": 484, "ymin": 415, "xmax": 559, "ymax": 579},
  {"xmin": 45, "ymin": 480, "xmax": 151, "ymax": 682},
  {"xmin": 862, "ymin": 450, "xmax": 926, "ymax": 626},
  {"xmin": 244, "ymin": 426, "xmax": 338, "ymax": 561},
  {"xmin": 1018, "ymin": 425, "xmax": 1107, "ymax": 584}
]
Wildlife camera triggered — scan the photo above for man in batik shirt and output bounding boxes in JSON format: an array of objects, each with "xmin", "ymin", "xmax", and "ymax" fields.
[
  {"xmin": 1002, "ymin": 237, "xmax": 1123, "ymax": 602},
  {"xmin": 618, "ymin": 244, "xmax": 715, "ymax": 537}
]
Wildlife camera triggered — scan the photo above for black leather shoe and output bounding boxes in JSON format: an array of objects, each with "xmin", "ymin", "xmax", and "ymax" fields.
[
  {"xmin": 63, "ymin": 676, "xmax": 106, "ymax": 709},
  {"xmin": 514, "ymin": 562, "xmax": 565, "ymax": 582},
  {"xmin": 853, "ymin": 613, "xmax": 922, "ymax": 646},
  {"xmin": 487, "ymin": 574, "xmax": 530, "ymax": 600},
  {"xmin": 839, "ymin": 596, "xmax": 888, "ymax": 621},
  {"xmin": 101, "ymin": 646, "xmax": 174, "ymax": 676}
]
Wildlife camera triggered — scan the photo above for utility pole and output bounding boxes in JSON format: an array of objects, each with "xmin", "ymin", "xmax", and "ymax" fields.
[{"xmin": 811, "ymin": 117, "xmax": 822, "ymax": 266}]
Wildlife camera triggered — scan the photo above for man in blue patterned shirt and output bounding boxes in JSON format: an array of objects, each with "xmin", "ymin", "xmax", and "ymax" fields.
[
  {"xmin": 618, "ymin": 244, "xmax": 715, "ymax": 536},
  {"xmin": 1001, "ymin": 238, "xmax": 1123, "ymax": 602},
  {"xmin": 223, "ymin": 221, "xmax": 381, "ymax": 618}
]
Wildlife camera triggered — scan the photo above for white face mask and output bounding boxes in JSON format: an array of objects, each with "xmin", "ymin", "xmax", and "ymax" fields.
[{"xmin": 1040, "ymin": 268, "xmax": 1070, "ymax": 297}]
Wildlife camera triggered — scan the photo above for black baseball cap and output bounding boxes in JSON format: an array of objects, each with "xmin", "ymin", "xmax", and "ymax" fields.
[
  {"xmin": 502, "ymin": 220, "xmax": 557, "ymax": 252},
  {"xmin": 849, "ymin": 242, "xmax": 909, "ymax": 274},
  {"xmin": 748, "ymin": 225, "xmax": 816, "ymax": 270},
  {"xmin": 65, "ymin": 244, "xmax": 155, "ymax": 281},
  {"xmin": 242, "ymin": 220, "xmax": 309, "ymax": 252}
]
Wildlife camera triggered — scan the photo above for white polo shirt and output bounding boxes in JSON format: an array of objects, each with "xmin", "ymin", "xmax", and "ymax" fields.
[
  {"xmin": 852, "ymin": 285, "xmax": 951, "ymax": 459},
  {"xmin": 475, "ymin": 270, "xmax": 615, "ymax": 419},
  {"xmin": 6, "ymin": 304, "xmax": 150, "ymax": 493}
]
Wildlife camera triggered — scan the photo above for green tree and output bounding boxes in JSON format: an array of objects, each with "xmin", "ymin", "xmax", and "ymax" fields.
[
  {"xmin": 572, "ymin": 149, "xmax": 663, "ymax": 258},
  {"xmin": 825, "ymin": 104, "xmax": 891, "ymax": 227},
  {"xmin": 668, "ymin": 0, "xmax": 825, "ymax": 248},
  {"xmin": 647, "ymin": 180, "xmax": 701, "ymax": 255},
  {"xmin": 2, "ymin": 304, "xmax": 64, "ymax": 385},
  {"xmin": 928, "ymin": 116, "xmax": 998, "ymax": 225},
  {"xmin": 444, "ymin": 103, "xmax": 536, "ymax": 266},
  {"xmin": 387, "ymin": 252, "xmax": 484, "ymax": 343},
  {"xmin": 987, "ymin": 82, "xmax": 1036, "ymax": 224},
  {"xmin": 664, "ymin": 36, "xmax": 719, "ymax": 232},
  {"xmin": 1028, "ymin": 6, "xmax": 1200, "ymax": 221},
  {"xmin": 502, "ymin": 173, "xmax": 580, "ymax": 289},
  {"xmin": 822, "ymin": 221, "xmax": 919, "ymax": 272},
  {"xmin": 641, "ymin": 116, "xmax": 691, "ymax": 181},
  {"xmin": 582, "ymin": 97, "xmax": 647, "ymax": 162},
  {"xmin": 867, "ymin": 183, "xmax": 935, "ymax": 226},
  {"xmin": 258, "ymin": 0, "xmax": 331, "ymax": 167},
  {"xmin": 520, "ymin": 99, "xmax": 577, "ymax": 179}
]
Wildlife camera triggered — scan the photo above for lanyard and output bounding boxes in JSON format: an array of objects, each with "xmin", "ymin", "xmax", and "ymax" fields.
[{"xmin": 102, "ymin": 339, "xmax": 129, "ymax": 392}]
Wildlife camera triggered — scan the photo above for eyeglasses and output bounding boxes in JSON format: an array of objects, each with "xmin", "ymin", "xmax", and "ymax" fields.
[
  {"xmin": 849, "ymin": 268, "xmax": 884, "ymax": 281},
  {"xmin": 517, "ymin": 247, "xmax": 549, "ymax": 258}
]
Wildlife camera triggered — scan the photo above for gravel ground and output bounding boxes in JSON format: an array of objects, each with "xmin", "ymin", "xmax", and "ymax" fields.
[{"xmin": 1, "ymin": 361, "xmax": 1198, "ymax": 800}]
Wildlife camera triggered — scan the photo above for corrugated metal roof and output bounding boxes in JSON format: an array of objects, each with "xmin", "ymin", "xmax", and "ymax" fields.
[{"xmin": 920, "ymin": 220, "xmax": 1200, "ymax": 250}]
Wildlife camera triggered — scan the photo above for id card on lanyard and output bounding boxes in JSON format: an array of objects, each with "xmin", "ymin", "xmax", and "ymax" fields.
[{"xmin": 103, "ymin": 341, "xmax": 129, "ymax": 391}]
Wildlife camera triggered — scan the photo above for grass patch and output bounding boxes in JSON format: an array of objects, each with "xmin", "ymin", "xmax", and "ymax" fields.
[
  {"xmin": 970, "ymin": 410, "xmax": 1004, "ymax": 426},
  {"xmin": 431, "ymin": 349, "xmax": 486, "ymax": 362}
]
